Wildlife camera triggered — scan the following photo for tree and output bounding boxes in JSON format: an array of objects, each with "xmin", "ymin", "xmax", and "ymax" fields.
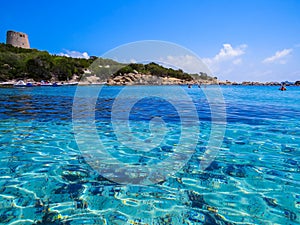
[{"xmin": 26, "ymin": 55, "xmax": 52, "ymax": 81}]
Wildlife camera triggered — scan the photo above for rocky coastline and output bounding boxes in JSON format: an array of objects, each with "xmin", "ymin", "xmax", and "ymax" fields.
[
  {"xmin": 218, "ymin": 80, "xmax": 293, "ymax": 86},
  {"xmin": 106, "ymin": 73, "xmax": 213, "ymax": 85},
  {"xmin": 83, "ymin": 74, "xmax": 299, "ymax": 86},
  {"xmin": 0, "ymin": 74, "xmax": 299, "ymax": 87}
]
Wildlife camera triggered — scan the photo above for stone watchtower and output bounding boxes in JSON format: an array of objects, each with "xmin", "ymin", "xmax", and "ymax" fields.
[{"xmin": 6, "ymin": 30, "xmax": 30, "ymax": 49}]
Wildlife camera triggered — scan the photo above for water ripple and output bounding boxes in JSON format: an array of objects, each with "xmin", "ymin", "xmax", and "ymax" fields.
[{"xmin": 0, "ymin": 86, "xmax": 300, "ymax": 224}]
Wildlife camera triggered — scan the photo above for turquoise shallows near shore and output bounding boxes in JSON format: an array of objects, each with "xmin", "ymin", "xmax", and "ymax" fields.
[{"xmin": 0, "ymin": 85, "xmax": 300, "ymax": 224}]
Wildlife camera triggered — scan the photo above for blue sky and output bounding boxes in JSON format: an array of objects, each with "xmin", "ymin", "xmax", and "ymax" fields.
[{"xmin": 1, "ymin": 0, "xmax": 300, "ymax": 82}]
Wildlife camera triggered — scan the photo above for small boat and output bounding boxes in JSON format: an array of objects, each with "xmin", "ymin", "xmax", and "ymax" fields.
[
  {"xmin": 52, "ymin": 82, "xmax": 63, "ymax": 87},
  {"xmin": 39, "ymin": 80, "xmax": 53, "ymax": 86},
  {"xmin": 62, "ymin": 82, "xmax": 78, "ymax": 86},
  {"xmin": 14, "ymin": 80, "xmax": 33, "ymax": 87},
  {"xmin": 43, "ymin": 81, "xmax": 78, "ymax": 86},
  {"xmin": 0, "ymin": 82, "xmax": 14, "ymax": 87},
  {"xmin": 13, "ymin": 80, "xmax": 79, "ymax": 88}
]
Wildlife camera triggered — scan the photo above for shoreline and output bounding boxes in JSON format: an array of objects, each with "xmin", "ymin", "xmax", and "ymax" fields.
[
  {"xmin": 1, "ymin": 81, "xmax": 299, "ymax": 87},
  {"xmin": 0, "ymin": 75, "xmax": 299, "ymax": 87}
]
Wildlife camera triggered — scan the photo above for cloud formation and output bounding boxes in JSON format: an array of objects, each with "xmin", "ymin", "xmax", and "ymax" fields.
[
  {"xmin": 262, "ymin": 48, "xmax": 292, "ymax": 64},
  {"xmin": 162, "ymin": 55, "xmax": 209, "ymax": 74},
  {"xmin": 58, "ymin": 50, "xmax": 90, "ymax": 59},
  {"xmin": 213, "ymin": 44, "xmax": 247, "ymax": 62},
  {"xmin": 202, "ymin": 44, "xmax": 247, "ymax": 74},
  {"xmin": 233, "ymin": 58, "xmax": 242, "ymax": 65}
]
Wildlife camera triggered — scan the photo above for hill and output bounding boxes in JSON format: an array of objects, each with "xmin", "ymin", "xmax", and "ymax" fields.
[
  {"xmin": 113, "ymin": 62, "xmax": 193, "ymax": 81},
  {"xmin": 0, "ymin": 43, "xmax": 216, "ymax": 84},
  {"xmin": 0, "ymin": 43, "xmax": 96, "ymax": 82}
]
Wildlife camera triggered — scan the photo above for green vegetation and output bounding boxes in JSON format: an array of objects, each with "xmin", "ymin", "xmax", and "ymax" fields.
[
  {"xmin": 113, "ymin": 62, "xmax": 194, "ymax": 81},
  {"xmin": 0, "ymin": 43, "xmax": 216, "ymax": 82},
  {"xmin": 190, "ymin": 72, "xmax": 216, "ymax": 81},
  {"xmin": 0, "ymin": 43, "xmax": 95, "ymax": 81},
  {"xmin": 86, "ymin": 58, "xmax": 125, "ymax": 82}
]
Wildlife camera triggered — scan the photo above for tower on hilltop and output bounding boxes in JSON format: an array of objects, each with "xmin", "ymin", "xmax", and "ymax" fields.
[{"xmin": 6, "ymin": 30, "xmax": 30, "ymax": 49}]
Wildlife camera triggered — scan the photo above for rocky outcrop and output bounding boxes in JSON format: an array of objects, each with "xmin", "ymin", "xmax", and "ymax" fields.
[
  {"xmin": 107, "ymin": 73, "xmax": 192, "ymax": 85},
  {"xmin": 217, "ymin": 81, "xmax": 284, "ymax": 86},
  {"xmin": 246, "ymin": 81, "xmax": 280, "ymax": 86}
]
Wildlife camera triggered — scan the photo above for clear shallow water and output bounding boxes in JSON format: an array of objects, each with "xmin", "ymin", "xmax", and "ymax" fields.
[{"xmin": 0, "ymin": 85, "xmax": 300, "ymax": 224}]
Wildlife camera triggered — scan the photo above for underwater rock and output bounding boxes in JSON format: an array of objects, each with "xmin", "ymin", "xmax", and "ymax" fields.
[
  {"xmin": 284, "ymin": 210, "xmax": 297, "ymax": 221},
  {"xmin": 263, "ymin": 197, "xmax": 278, "ymax": 207},
  {"xmin": 205, "ymin": 161, "xmax": 223, "ymax": 171},
  {"xmin": 188, "ymin": 191, "xmax": 205, "ymax": 209},
  {"xmin": 54, "ymin": 183, "xmax": 84, "ymax": 199},
  {"xmin": 224, "ymin": 164, "xmax": 247, "ymax": 178}
]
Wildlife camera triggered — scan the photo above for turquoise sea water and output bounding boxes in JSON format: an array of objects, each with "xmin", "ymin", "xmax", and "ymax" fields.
[{"xmin": 0, "ymin": 85, "xmax": 300, "ymax": 225}]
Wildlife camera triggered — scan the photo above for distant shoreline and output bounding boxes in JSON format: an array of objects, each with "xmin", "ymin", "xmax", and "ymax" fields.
[
  {"xmin": 0, "ymin": 73, "xmax": 299, "ymax": 87},
  {"xmin": 1, "ymin": 79, "xmax": 299, "ymax": 87}
]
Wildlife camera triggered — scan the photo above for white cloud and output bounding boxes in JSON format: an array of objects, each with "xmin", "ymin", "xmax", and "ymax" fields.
[
  {"xmin": 213, "ymin": 44, "xmax": 247, "ymax": 61},
  {"xmin": 130, "ymin": 58, "xmax": 137, "ymax": 63},
  {"xmin": 165, "ymin": 55, "xmax": 199, "ymax": 71},
  {"xmin": 202, "ymin": 44, "xmax": 247, "ymax": 74},
  {"xmin": 262, "ymin": 48, "xmax": 292, "ymax": 64},
  {"xmin": 58, "ymin": 50, "xmax": 90, "ymax": 59},
  {"xmin": 233, "ymin": 58, "xmax": 242, "ymax": 65},
  {"xmin": 116, "ymin": 55, "xmax": 210, "ymax": 75},
  {"xmin": 159, "ymin": 54, "xmax": 211, "ymax": 74}
]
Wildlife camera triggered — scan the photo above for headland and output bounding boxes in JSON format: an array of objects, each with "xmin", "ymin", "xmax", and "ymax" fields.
[{"xmin": 0, "ymin": 43, "xmax": 299, "ymax": 87}]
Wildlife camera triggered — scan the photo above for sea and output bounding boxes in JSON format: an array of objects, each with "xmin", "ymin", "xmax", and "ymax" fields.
[{"xmin": 0, "ymin": 85, "xmax": 299, "ymax": 225}]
